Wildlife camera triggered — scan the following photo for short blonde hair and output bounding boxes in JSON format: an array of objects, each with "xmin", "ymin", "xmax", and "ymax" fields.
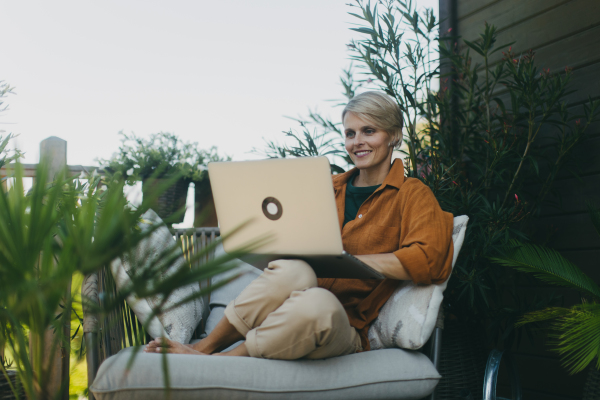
[{"xmin": 342, "ymin": 91, "xmax": 403, "ymax": 149}]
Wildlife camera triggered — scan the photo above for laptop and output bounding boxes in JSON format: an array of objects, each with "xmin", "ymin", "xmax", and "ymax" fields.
[{"xmin": 208, "ymin": 157, "xmax": 384, "ymax": 279}]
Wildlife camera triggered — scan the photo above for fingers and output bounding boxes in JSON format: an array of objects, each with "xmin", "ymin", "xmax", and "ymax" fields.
[{"xmin": 144, "ymin": 337, "xmax": 171, "ymax": 353}]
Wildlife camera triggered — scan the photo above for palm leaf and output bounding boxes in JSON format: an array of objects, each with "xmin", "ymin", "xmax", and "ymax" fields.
[
  {"xmin": 520, "ymin": 303, "xmax": 600, "ymax": 374},
  {"xmin": 490, "ymin": 240, "xmax": 600, "ymax": 300}
]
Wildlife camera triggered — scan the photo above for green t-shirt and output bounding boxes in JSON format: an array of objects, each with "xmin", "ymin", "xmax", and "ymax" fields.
[{"xmin": 343, "ymin": 174, "xmax": 381, "ymax": 227}]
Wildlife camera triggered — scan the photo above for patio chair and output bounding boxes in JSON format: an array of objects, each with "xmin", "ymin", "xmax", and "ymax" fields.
[{"xmin": 82, "ymin": 223, "xmax": 510, "ymax": 400}]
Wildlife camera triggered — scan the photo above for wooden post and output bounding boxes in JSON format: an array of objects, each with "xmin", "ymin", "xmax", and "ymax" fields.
[{"xmin": 30, "ymin": 136, "xmax": 70, "ymax": 400}]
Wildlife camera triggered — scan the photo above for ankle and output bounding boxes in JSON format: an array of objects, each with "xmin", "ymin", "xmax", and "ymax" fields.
[{"xmin": 193, "ymin": 337, "xmax": 219, "ymax": 354}]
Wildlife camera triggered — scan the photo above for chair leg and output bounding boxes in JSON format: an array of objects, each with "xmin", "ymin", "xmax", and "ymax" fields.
[
  {"xmin": 428, "ymin": 327, "xmax": 443, "ymax": 400},
  {"xmin": 85, "ymin": 332, "xmax": 99, "ymax": 400},
  {"xmin": 482, "ymin": 349, "xmax": 522, "ymax": 400}
]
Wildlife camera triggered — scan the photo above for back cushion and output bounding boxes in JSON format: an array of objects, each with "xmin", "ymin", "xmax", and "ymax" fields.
[{"xmin": 367, "ymin": 215, "xmax": 468, "ymax": 350}]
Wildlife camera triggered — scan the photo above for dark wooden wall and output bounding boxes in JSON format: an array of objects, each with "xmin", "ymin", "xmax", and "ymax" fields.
[{"xmin": 441, "ymin": 0, "xmax": 600, "ymax": 399}]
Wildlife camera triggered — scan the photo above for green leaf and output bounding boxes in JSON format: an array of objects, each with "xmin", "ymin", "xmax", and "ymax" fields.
[
  {"xmin": 490, "ymin": 240, "xmax": 600, "ymax": 300},
  {"xmin": 463, "ymin": 40, "xmax": 484, "ymax": 56},
  {"xmin": 519, "ymin": 304, "xmax": 600, "ymax": 374},
  {"xmin": 403, "ymin": 87, "xmax": 416, "ymax": 108},
  {"xmin": 350, "ymin": 27, "xmax": 377, "ymax": 36}
]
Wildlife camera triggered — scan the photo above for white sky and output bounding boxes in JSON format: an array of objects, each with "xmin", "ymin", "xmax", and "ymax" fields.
[
  {"xmin": 1, "ymin": 0, "xmax": 437, "ymax": 226},
  {"xmin": 1, "ymin": 0, "xmax": 437, "ymax": 165}
]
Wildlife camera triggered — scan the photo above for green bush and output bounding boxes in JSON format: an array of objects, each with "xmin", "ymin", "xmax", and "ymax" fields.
[{"xmin": 260, "ymin": 0, "xmax": 600, "ymax": 347}]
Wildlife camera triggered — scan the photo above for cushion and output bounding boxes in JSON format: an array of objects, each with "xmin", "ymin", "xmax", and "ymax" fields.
[
  {"xmin": 368, "ymin": 215, "xmax": 469, "ymax": 350},
  {"xmin": 90, "ymin": 346, "xmax": 441, "ymax": 400},
  {"xmin": 109, "ymin": 209, "xmax": 203, "ymax": 344}
]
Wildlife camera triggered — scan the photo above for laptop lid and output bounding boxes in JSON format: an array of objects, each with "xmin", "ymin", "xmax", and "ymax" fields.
[{"xmin": 208, "ymin": 157, "xmax": 343, "ymax": 256}]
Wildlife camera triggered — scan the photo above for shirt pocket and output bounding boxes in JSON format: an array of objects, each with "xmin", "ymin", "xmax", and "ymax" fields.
[{"xmin": 365, "ymin": 225, "xmax": 401, "ymax": 254}]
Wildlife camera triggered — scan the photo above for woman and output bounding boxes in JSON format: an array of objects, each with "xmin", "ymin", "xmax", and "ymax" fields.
[{"xmin": 145, "ymin": 91, "xmax": 454, "ymax": 359}]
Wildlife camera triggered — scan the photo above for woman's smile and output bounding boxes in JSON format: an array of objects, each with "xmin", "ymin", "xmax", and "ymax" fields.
[{"xmin": 354, "ymin": 150, "xmax": 372, "ymax": 158}]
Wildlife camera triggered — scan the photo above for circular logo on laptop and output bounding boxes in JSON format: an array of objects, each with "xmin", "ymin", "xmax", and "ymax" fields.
[{"xmin": 262, "ymin": 197, "xmax": 283, "ymax": 221}]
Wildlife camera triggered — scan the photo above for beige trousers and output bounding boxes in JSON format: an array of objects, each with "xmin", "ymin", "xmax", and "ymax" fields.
[{"xmin": 223, "ymin": 259, "xmax": 362, "ymax": 360}]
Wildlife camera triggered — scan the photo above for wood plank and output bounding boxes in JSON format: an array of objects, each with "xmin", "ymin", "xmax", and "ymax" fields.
[
  {"xmin": 497, "ymin": 353, "xmax": 588, "ymax": 398},
  {"xmin": 531, "ymin": 174, "xmax": 600, "ymax": 217},
  {"xmin": 491, "ymin": 60, "xmax": 600, "ymax": 124},
  {"xmin": 534, "ymin": 103, "xmax": 600, "ymax": 150},
  {"xmin": 459, "ymin": 0, "xmax": 600, "ymax": 67},
  {"xmin": 457, "ymin": 0, "xmax": 501, "ymax": 20},
  {"xmin": 460, "ymin": 0, "xmax": 568, "ymax": 40},
  {"xmin": 558, "ymin": 248, "xmax": 600, "ymax": 283},
  {"xmin": 532, "ymin": 212, "xmax": 600, "ymax": 251}
]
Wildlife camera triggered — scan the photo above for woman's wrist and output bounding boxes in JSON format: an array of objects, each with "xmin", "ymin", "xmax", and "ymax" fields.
[{"xmin": 355, "ymin": 253, "xmax": 410, "ymax": 280}]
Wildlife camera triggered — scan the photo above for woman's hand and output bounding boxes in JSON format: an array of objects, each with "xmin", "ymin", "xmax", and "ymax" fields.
[{"xmin": 355, "ymin": 253, "xmax": 411, "ymax": 280}]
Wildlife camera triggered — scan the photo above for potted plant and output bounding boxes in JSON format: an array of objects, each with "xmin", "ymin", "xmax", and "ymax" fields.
[
  {"xmin": 491, "ymin": 205, "xmax": 600, "ymax": 397},
  {"xmin": 101, "ymin": 131, "xmax": 223, "ymax": 224},
  {"xmin": 257, "ymin": 2, "xmax": 600, "ymax": 397},
  {"xmin": 189, "ymin": 146, "xmax": 230, "ymax": 227},
  {"xmin": 0, "ymin": 161, "xmax": 248, "ymax": 400}
]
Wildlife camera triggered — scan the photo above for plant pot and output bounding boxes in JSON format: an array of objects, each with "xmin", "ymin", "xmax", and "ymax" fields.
[
  {"xmin": 194, "ymin": 178, "xmax": 218, "ymax": 227},
  {"xmin": 0, "ymin": 370, "xmax": 24, "ymax": 400},
  {"xmin": 142, "ymin": 178, "xmax": 190, "ymax": 224}
]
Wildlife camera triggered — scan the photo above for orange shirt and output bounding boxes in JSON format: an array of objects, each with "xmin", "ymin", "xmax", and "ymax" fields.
[{"xmin": 318, "ymin": 159, "xmax": 454, "ymax": 350}]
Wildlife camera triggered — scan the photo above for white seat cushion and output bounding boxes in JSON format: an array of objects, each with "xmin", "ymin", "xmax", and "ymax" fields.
[{"xmin": 91, "ymin": 346, "xmax": 440, "ymax": 400}]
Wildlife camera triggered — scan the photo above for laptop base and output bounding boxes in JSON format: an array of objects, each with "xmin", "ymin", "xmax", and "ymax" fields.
[{"xmin": 239, "ymin": 251, "xmax": 385, "ymax": 279}]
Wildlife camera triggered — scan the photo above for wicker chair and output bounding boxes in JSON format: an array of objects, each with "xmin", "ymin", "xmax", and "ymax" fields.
[
  {"xmin": 82, "ymin": 228, "xmax": 219, "ymax": 397},
  {"xmin": 82, "ymin": 227, "xmax": 511, "ymax": 400}
]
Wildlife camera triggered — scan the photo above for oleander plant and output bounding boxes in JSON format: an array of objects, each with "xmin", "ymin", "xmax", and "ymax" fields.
[{"xmin": 260, "ymin": 0, "xmax": 600, "ymax": 347}]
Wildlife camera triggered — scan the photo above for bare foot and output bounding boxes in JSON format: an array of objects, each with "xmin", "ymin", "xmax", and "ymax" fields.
[{"xmin": 144, "ymin": 338, "xmax": 210, "ymax": 355}]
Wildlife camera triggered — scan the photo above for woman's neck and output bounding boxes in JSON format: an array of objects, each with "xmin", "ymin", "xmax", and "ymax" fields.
[{"xmin": 353, "ymin": 158, "xmax": 393, "ymax": 187}]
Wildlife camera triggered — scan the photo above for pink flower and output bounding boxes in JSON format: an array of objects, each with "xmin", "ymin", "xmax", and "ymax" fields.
[
  {"xmin": 367, "ymin": 78, "xmax": 373, "ymax": 83},
  {"xmin": 447, "ymin": 28, "xmax": 453, "ymax": 33},
  {"xmin": 452, "ymin": 181, "xmax": 458, "ymax": 186},
  {"xmin": 515, "ymin": 194, "xmax": 519, "ymax": 202}
]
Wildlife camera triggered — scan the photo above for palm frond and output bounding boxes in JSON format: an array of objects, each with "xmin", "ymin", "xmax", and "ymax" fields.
[
  {"xmin": 490, "ymin": 240, "xmax": 600, "ymax": 299},
  {"xmin": 523, "ymin": 303, "xmax": 600, "ymax": 374}
]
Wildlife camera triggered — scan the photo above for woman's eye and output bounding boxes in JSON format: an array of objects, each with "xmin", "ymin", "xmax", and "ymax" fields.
[
  {"xmin": 345, "ymin": 131, "xmax": 355, "ymax": 138},
  {"xmin": 365, "ymin": 129, "xmax": 375, "ymax": 134}
]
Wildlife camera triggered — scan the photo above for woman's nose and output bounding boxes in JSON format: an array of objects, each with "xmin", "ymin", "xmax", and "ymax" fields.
[{"xmin": 353, "ymin": 133, "xmax": 365, "ymax": 146}]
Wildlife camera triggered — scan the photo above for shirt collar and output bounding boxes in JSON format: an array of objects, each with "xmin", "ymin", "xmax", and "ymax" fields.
[{"xmin": 333, "ymin": 159, "xmax": 405, "ymax": 190}]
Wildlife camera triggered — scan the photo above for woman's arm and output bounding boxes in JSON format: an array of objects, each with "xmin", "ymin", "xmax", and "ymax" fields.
[{"xmin": 355, "ymin": 253, "xmax": 411, "ymax": 280}]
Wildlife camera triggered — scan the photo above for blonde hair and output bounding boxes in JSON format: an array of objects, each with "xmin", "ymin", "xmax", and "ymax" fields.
[{"xmin": 342, "ymin": 91, "xmax": 403, "ymax": 149}]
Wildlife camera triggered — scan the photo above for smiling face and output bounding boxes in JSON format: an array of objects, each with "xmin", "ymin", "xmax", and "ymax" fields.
[{"xmin": 343, "ymin": 111, "xmax": 394, "ymax": 179}]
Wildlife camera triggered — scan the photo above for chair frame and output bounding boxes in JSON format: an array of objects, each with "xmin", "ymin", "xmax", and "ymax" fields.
[{"xmin": 82, "ymin": 227, "xmax": 445, "ymax": 400}]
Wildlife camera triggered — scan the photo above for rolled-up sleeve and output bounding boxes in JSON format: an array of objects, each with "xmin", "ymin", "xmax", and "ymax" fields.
[{"xmin": 392, "ymin": 184, "xmax": 454, "ymax": 285}]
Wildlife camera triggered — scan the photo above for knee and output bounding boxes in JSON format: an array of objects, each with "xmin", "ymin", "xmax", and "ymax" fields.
[
  {"xmin": 263, "ymin": 259, "xmax": 317, "ymax": 292},
  {"xmin": 291, "ymin": 288, "xmax": 345, "ymax": 324}
]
